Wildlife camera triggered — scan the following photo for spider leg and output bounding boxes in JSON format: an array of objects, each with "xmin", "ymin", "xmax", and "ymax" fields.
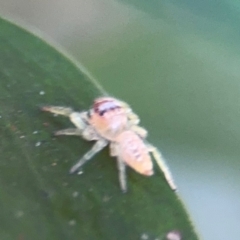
[
  {"xmin": 69, "ymin": 139, "xmax": 108, "ymax": 173},
  {"xmin": 117, "ymin": 100, "xmax": 140, "ymax": 125},
  {"xmin": 55, "ymin": 126, "xmax": 100, "ymax": 142},
  {"xmin": 54, "ymin": 128, "xmax": 83, "ymax": 136},
  {"xmin": 127, "ymin": 112, "xmax": 140, "ymax": 125},
  {"xmin": 109, "ymin": 142, "xmax": 117, "ymax": 156},
  {"xmin": 117, "ymin": 157, "xmax": 127, "ymax": 193},
  {"xmin": 41, "ymin": 106, "xmax": 74, "ymax": 116},
  {"xmin": 110, "ymin": 143, "xmax": 127, "ymax": 192},
  {"xmin": 130, "ymin": 125, "xmax": 148, "ymax": 138},
  {"xmin": 57, "ymin": 112, "xmax": 100, "ymax": 141},
  {"xmin": 69, "ymin": 112, "xmax": 89, "ymax": 129},
  {"xmin": 42, "ymin": 106, "xmax": 89, "ymax": 130},
  {"xmin": 148, "ymin": 144, "xmax": 177, "ymax": 191}
]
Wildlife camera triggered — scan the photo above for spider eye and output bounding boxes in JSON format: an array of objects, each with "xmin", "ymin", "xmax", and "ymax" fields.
[
  {"xmin": 99, "ymin": 110, "xmax": 106, "ymax": 116},
  {"xmin": 94, "ymin": 98, "xmax": 121, "ymax": 116}
]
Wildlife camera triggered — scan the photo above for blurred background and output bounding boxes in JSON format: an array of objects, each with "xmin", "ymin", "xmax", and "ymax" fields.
[{"xmin": 0, "ymin": 0, "xmax": 240, "ymax": 239}]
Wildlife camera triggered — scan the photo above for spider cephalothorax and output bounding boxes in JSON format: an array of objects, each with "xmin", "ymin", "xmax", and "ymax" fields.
[
  {"xmin": 89, "ymin": 97, "xmax": 131, "ymax": 140},
  {"xmin": 42, "ymin": 97, "xmax": 177, "ymax": 192},
  {"xmin": 93, "ymin": 97, "xmax": 122, "ymax": 116}
]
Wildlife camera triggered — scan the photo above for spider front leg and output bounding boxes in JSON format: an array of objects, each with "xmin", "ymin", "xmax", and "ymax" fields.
[
  {"xmin": 54, "ymin": 128, "xmax": 83, "ymax": 136},
  {"xmin": 42, "ymin": 106, "xmax": 89, "ymax": 130},
  {"xmin": 70, "ymin": 139, "xmax": 108, "ymax": 174},
  {"xmin": 148, "ymin": 144, "xmax": 177, "ymax": 191},
  {"xmin": 41, "ymin": 106, "xmax": 74, "ymax": 116},
  {"xmin": 55, "ymin": 125, "xmax": 100, "ymax": 141},
  {"xmin": 42, "ymin": 106, "xmax": 94, "ymax": 138}
]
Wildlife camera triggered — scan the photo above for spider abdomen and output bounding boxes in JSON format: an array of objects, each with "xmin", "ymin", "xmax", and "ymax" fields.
[{"xmin": 116, "ymin": 131, "xmax": 153, "ymax": 176}]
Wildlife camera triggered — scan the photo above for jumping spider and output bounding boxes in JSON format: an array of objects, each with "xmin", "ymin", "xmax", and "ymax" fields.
[{"xmin": 42, "ymin": 97, "xmax": 177, "ymax": 192}]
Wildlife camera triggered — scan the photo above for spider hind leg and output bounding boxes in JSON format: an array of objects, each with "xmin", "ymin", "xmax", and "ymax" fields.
[
  {"xmin": 148, "ymin": 144, "xmax": 177, "ymax": 191},
  {"xmin": 69, "ymin": 139, "xmax": 108, "ymax": 174}
]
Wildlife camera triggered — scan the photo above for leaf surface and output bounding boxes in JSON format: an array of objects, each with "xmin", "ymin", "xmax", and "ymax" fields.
[{"xmin": 0, "ymin": 18, "xmax": 199, "ymax": 240}]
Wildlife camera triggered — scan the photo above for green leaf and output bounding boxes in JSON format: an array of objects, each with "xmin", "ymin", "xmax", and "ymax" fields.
[{"xmin": 0, "ymin": 17, "xmax": 199, "ymax": 240}]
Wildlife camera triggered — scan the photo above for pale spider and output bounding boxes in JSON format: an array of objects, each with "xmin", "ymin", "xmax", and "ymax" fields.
[{"xmin": 42, "ymin": 97, "xmax": 177, "ymax": 192}]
